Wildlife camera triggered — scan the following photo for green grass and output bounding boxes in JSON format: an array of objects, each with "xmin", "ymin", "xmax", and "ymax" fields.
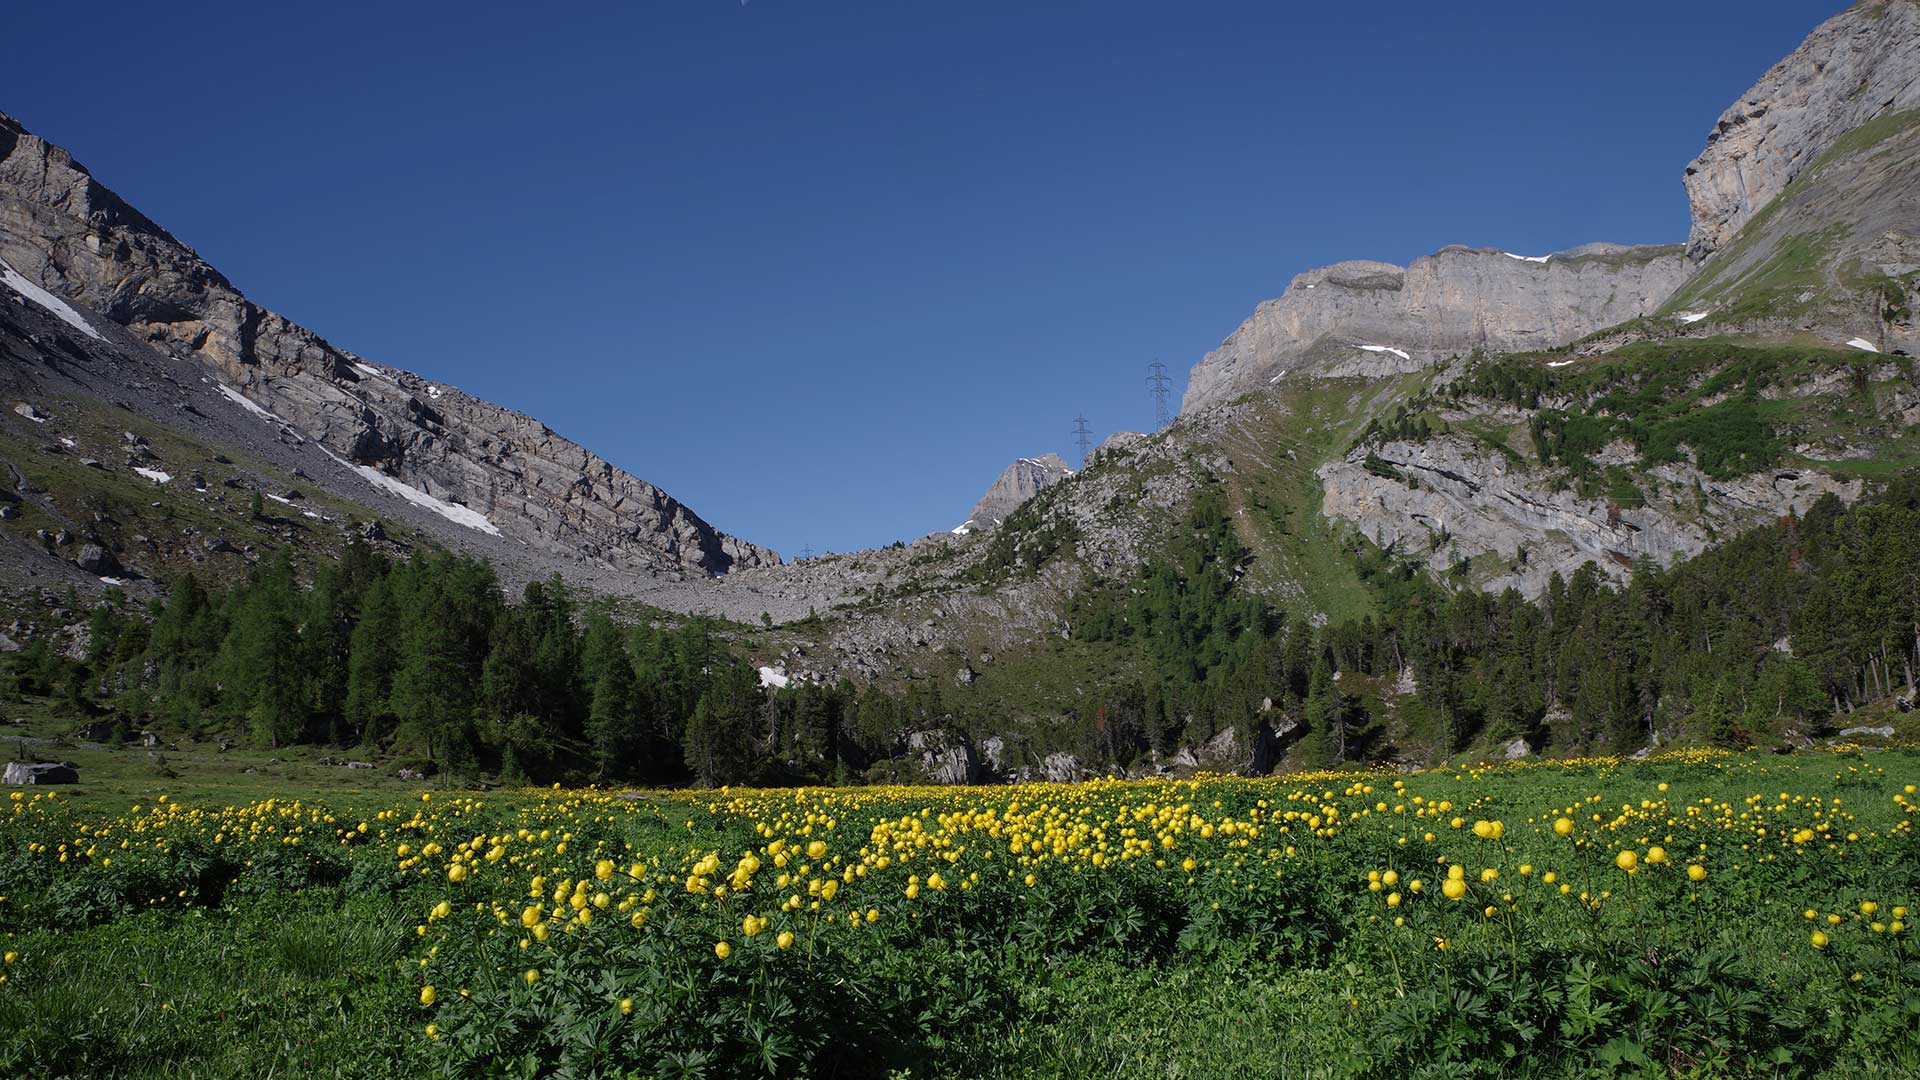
[{"xmin": 5, "ymin": 748, "xmax": 1920, "ymax": 1078}]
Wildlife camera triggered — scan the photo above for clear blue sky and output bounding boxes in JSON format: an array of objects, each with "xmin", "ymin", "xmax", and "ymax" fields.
[{"xmin": 5, "ymin": 0, "xmax": 1831, "ymax": 558}]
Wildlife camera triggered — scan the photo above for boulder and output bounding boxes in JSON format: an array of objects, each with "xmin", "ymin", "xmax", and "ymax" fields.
[
  {"xmin": 75, "ymin": 544, "xmax": 122, "ymax": 575},
  {"xmin": 3, "ymin": 761, "xmax": 78, "ymax": 785}
]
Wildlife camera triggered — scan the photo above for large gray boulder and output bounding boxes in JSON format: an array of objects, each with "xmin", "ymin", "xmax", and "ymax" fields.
[{"xmin": 4, "ymin": 761, "xmax": 78, "ymax": 784}]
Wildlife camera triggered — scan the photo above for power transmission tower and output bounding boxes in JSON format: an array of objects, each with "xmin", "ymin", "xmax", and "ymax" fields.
[
  {"xmin": 799, "ymin": 544, "xmax": 813, "ymax": 562},
  {"xmin": 1147, "ymin": 361, "xmax": 1172, "ymax": 430},
  {"xmin": 1071, "ymin": 415, "xmax": 1093, "ymax": 464}
]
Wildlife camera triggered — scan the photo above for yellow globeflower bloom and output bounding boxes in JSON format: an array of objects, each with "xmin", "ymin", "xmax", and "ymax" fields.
[
  {"xmin": 1686, "ymin": 864, "xmax": 1706, "ymax": 882},
  {"xmin": 524, "ymin": 968, "xmax": 541, "ymax": 985},
  {"xmin": 1441, "ymin": 878, "xmax": 1468, "ymax": 900},
  {"xmin": 1810, "ymin": 930, "xmax": 1830, "ymax": 949},
  {"xmin": 1646, "ymin": 846, "xmax": 1666, "ymax": 865},
  {"xmin": 1861, "ymin": 901, "xmax": 1880, "ymax": 917},
  {"xmin": 776, "ymin": 930, "xmax": 795, "ymax": 950},
  {"xmin": 447, "ymin": 863, "xmax": 467, "ymax": 883},
  {"xmin": 620, "ymin": 997, "xmax": 635, "ymax": 1015},
  {"xmin": 1382, "ymin": 870, "xmax": 1399, "ymax": 886},
  {"xmin": 419, "ymin": 985, "xmax": 437, "ymax": 1006},
  {"xmin": 1553, "ymin": 818, "xmax": 1574, "ymax": 837},
  {"xmin": 595, "ymin": 860, "xmax": 615, "ymax": 881},
  {"xmin": 1615, "ymin": 850, "xmax": 1638, "ymax": 873},
  {"xmin": 425, "ymin": 1023, "xmax": 441, "ymax": 1040},
  {"xmin": 807, "ymin": 840, "xmax": 828, "ymax": 859},
  {"xmin": 714, "ymin": 941, "xmax": 732, "ymax": 960}
]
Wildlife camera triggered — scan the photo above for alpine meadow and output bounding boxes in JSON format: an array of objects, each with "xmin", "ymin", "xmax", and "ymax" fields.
[{"xmin": 4, "ymin": 2, "xmax": 1920, "ymax": 1078}]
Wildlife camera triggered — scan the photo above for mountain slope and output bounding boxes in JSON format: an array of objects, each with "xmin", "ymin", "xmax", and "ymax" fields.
[{"xmin": 0, "ymin": 112, "xmax": 776, "ymax": 580}]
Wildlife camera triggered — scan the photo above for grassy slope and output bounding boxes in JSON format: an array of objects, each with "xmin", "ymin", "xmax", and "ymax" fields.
[{"xmin": 0, "ymin": 394, "xmax": 429, "ymax": 588}]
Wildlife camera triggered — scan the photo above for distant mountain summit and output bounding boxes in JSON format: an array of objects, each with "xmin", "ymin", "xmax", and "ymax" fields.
[
  {"xmin": 0, "ymin": 111, "xmax": 776, "ymax": 578},
  {"xmin": 953, "ymin": 454, "xmax": 1073, "ymax": 534}
]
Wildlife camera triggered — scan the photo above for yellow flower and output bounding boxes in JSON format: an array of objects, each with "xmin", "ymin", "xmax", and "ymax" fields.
[
  {"xmin": 714, "ymin": 941, "xmax": 732, "ymax": 960},
  {"xmin": 1382, "ymin": 870, "xmax": 1399, "ymax": 886},
  {"xmin": 1810, "ymin": 930, "xmax": 1830, "ymax": 949},
  {"xmin": 1386, "ymin": 892, "xmax": 1402, "ymax": 908},
  {"xmin": 425, "ymin": 1023, "xmax": 440, "ymax": 1040},
  {"xmin": 447, "ymin": 863, "xmax": 467, "ymax": 883},
  {"xmin": 430, "ymin": 900, "xmax": 451, "ymax": 921},
  {"xmin": 1615, "ymin": 850, "xmax": 1638, "ymax": 873},
  {"xmin": 1645, "ymin": 846, "xmax": 1666, "ymax": 865},
  {"xmin": 1441, "ymin": 878, "xmax": 1468, "ymax": 900},
  {"xmin": 1860, "ymin": 901, "xmax": 1879, "ymax": 917},
  {"xmin": 524, "ymin": 968, "xmax": 541, "ymax": 985},
  {"xmin": 620, "ymin": 997, "xmax": 635, "ymax": 1015},
  {"xmin": 1686, "ymin": 864, "xmax": 1706, "ymax": 882},
  {"xmin": 595, "ymin": 860, "xmax": 615, "ymax": 881},
  {"xmin": 1553, "ymin": 818, "xmax": 1574, "ymax": 837},
  {"xmin": 419, "ymin": 985, "xmax": 437, "ymax": 1006},
  {"xmin": 776, "ymin": 930, "xmax": 795, "ymax": 950},
  {"xmin": 807, "ymin": 840, "xmax": 827, "ymax": 859}
]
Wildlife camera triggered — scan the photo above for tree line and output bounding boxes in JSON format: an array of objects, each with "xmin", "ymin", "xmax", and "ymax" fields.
[{"xmin": 8, "ymin": 474, "xmax": 1917, "ymax": 784}]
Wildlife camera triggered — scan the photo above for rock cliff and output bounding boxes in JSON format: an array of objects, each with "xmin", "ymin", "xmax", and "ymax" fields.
[
  {"xmin": 0, "ymin": 112, "xmax": 775, "ymax": 577},
  {"xmin": 1181, "ymin": 244, "xmax": 1690, "ymax": 413},
  {"xmin": 1682, "ymin": 0, "xmax": 1920, "ymax": 263}
]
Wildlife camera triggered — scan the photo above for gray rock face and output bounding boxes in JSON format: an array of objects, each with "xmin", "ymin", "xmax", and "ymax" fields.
[
  {"xmin": 1683, "ymin": 0, "xmax": 1920, "ymax": 264},
  {"xmin": 1182, "ymin": 244, "xmax": 1690, "ymax": 413},
  {"xmin": 1318, "ymin": 434, "xmax": 1863, "ymax": 598},
  {"xmin": 954, "ymin": 454, "xmax": 1073, "ymax": 533},
  {"xmin": 0, "ymin": 112, "xmax": 775, "ymax": 577}
]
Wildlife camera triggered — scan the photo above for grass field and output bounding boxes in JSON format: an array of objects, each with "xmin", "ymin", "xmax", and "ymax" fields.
[{"xmin": 3, "ymin": 745, "xmax": 1919, "ymax": 1079}]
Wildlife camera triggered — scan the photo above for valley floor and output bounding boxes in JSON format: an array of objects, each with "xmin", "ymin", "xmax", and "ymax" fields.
[{"xmin": 3, "ymin": 740, "xmax": 1918, "ymax": 1078}]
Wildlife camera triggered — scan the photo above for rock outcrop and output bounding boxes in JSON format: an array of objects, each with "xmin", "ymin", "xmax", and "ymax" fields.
[
  {"xmin": 0, "ymin": 111, "xmax": 775, "ymax": 577},
  {"xmin": 1319, "ymin": 434, "xmax": 1863, "ymax": 598},
  {"xmin": 1181, "ymin": 244, "xmax": 1690, "ymax": 413},
  {"xmin": 1682, "ymin": 0, "xmax": 1920, "ymax": 264},
  {"xmin": 954, "ymin": 454, "xmax": 1074, "ymax": 533}
]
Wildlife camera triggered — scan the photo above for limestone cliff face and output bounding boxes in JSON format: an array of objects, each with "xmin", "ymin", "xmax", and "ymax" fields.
[
  {"xmin": 955, "ymin": 454, "xmax": 1074, "ymax": 533},
  {"xmin": 1180, "ymin": 244, "xmax": 1690, "ymax": 413},
  {"xmin": 0, "ymin": 112, "xmax": 774, "ymax": 577},
  {"xmin": 1318, "ymin": 435, "xmax": 1863, "ymax": 599},
  {"xmin": 1682, "ymin": 0, "xmax": 1920, "ymax": 264}
]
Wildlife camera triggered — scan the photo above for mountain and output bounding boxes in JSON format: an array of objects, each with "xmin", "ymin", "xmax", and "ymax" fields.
[
  {"xmin": 953, "ymin": 454, "xmax": 1074, "ymax": 534},
  {"xmin": 0, "ymin": 112, "xmax": 776, "ymax": 583},
  {"xmin": 741, "ymin": 0, "xmax": 1920, "ymax": 721},
  {"xmin": 1181, "ymin": 243, "xmax": 1691, "ymax": 413}
]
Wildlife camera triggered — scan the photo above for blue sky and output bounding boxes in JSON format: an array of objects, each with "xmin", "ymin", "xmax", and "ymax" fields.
[{"xmin": 5, "ymin": 0, "xmax": 1830, "ymax": 558}]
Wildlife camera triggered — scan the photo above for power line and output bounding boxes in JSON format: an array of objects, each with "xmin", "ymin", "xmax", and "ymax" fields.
[
  {"xmin": 1071, "ymin": 414, "xmax": 1093, "ymax": 464},
  {"xmin": 1147, "ymin": 360, "xmax": 1172, "ymax": 430},
  {"xmin": 798, "ymin": 544, "xmax": 813, "ymax": 561}
]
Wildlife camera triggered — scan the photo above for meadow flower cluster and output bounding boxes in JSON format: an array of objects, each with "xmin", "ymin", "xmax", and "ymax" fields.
[{"xmin": 4, "ymin": 748, "xmax": 1918, "ymax": 1077}]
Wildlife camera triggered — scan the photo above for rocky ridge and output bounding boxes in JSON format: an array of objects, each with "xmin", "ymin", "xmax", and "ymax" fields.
[
  {"xmin": 0, "ymin": 112, "xmax": 774, "ymax": 579},
  {"xmin": 1180, "ymin": 244, "xmax": 1692, "ymax": 414}
]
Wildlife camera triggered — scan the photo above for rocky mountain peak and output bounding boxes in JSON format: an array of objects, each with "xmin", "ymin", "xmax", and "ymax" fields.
[
  {"xmin": 953, "ymin": 453, "xmax": 1073, "ymax": 534},
  {"xmin": 0, "ymin": 111, "xmax": 776, "ymax": 578},
  {"xmin": 1682, "ymin": 0, "xmax": 1920, "ymax": 264}
]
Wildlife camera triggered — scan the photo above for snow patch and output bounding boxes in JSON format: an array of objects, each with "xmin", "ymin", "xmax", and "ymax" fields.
[
  {"xmin": 266, "ymin": 493, "xmax": 294, "ymax": 505},
  {"xmin": 98, "ymin": 577, "xmax": 127, "ymax": 586},
  {"xmin": 215, "ymin": 384, "xmax": 279, "ymax": 422},
  {"xmin": 353, "ymin": 363, "xmax": 384, "ymax": 379},
  {"xmin": 132, "ymin": 467, "xmax": 172, "ymax": 484},
  {"xmin": 59, "ymin": 437, "xmax": 76, "ymax": 447},
  {"xmin": 1674, "ymin": 311, "xmax": 1709, "ymax": 324},
  {"xmin": 1, "ymin": 259, "xmax": 105, "ymax": 340},
  {"xmin": 426, "ymin": 385, "xmax": 443, "ymax": 399},
  {"xmin": 1546, "ymin": 360, "xmax": 1576, "ymax": 368},
  {"xmin": 1358, "ymin": 344, "xmax": 1412, "ymax": 361},
  {"xmin": 302, "ymin": 511, "xmax": 321, "ymax": 519},
  {"xmin": 951, "ymin": 520, "xmax": 975, "ymax": 535},
  {"xmin": 353, "ymin": 464, "xmax": 501, "ymax": 536},
  {"xmin": 1845, "ymin": 338, "xmax": 1879, "ymax": 353},
  {"xmin": 1504, "ymin": 252, "xmax": 1551, "ymax": 264},
  {"xmin": 757, "ymin": 666, "xmax": 791, "ymax": 689}
]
